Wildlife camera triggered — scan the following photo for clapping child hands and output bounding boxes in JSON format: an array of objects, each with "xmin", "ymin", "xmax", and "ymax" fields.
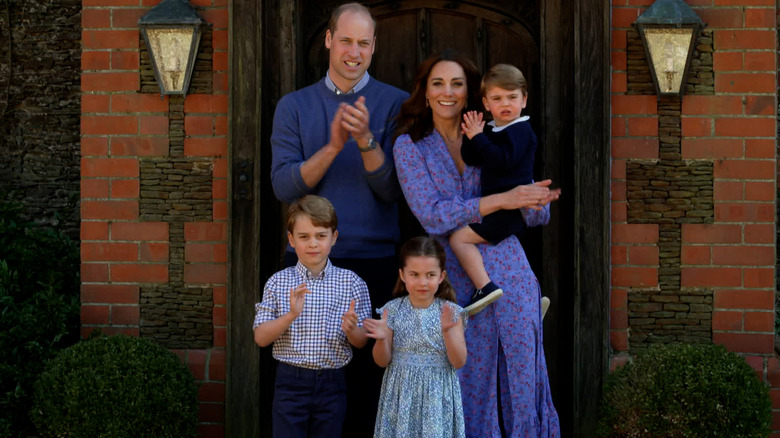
[
  {"xmin": 363, "ymin": 308, "xmax": 391, "ymax": 341},
  {"xmin": 461, "ymin": 110, "xmax": 485, "ymax": 140},
  {"xmin": 289, "ymin": 283, "xmax": 310, "ymax": 318},
  {"xmin": 341, "ymin": 299, "xmax": 369, "ymax": 348},
  {"xmin": 440, "ymin": 303, "xmax": 458, "ymax": 333},
  {"xmin": 364, "ymin": 308, "xmax": 393, "ymax": 367},
  {"xmin": 341, "ymin": 299, "xmax": 359, "ymax": 335}
]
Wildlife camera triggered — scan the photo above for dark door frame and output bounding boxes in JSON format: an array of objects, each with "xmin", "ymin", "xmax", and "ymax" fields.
[{"xmin": 227, "ymin": 1, "xmax": 609, "ymax": 436}]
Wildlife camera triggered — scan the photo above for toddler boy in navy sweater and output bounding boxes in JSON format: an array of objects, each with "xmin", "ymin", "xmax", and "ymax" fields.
[{"xmin": 452, "ymin": 64, "xmax": 539, "ymax": 315}]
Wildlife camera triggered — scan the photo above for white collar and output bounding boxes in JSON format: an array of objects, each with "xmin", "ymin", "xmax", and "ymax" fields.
[{"xmin": 488, "ymin": 115, "xmax": 529, "ymax": 132}]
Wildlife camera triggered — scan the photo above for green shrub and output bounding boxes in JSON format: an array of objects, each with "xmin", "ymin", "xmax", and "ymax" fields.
[
  {"xmin": 0, "ymin": 200, "xmax": 80, "ymax": 437},
  {"xmin": 598, "ymin": 343, "xmax": 771, "ymax": 438},
  {"xmin": 31, "ymin": 334, "xmax": 199, "ymax": 438}
]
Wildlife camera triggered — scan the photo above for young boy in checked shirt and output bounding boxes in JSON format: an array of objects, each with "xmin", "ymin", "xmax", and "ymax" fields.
[{"xmin": 253, "ymin": 195, "xmax": 371, "ymax": 438}]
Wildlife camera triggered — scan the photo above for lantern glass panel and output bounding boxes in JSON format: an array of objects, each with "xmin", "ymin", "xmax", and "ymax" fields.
[
  {"xmin": 146, "ymin": 27, "xmax": 196, "ymax": 94},
  {"xmin": 641, "ymin": 27, "xmax": 694, "ymax": 94}
]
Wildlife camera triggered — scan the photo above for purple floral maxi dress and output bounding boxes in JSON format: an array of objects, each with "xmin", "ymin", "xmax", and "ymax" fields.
[{"xmin": 394, "ymin": 131, "xmax": 561, "ymax": 438}]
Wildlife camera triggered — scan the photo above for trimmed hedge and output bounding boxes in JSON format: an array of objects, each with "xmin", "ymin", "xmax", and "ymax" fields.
[
  {"xmin": 31, "ymin": 334, "xmax": 199, "ymax": 438},
  {"xmin": 0, "ymin": 200, "xmax": 80, "ymax": 437},
  {"xmin": 598, "ymin": 343, "xmax": 771, "ymax": 438}
]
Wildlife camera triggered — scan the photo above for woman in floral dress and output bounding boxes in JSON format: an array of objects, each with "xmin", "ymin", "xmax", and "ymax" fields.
[{"xmin": 392, "ymin": 50, "xmax": 561, "ymax": 437}]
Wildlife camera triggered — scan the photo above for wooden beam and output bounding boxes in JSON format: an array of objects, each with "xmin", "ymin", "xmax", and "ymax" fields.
[
  {"xmin": 227, "ymin": 0, "xmax": 263, "ymax": 436},
  {"xmin": 572, "ymin": 0, "xmax": 610, "ymax": 436}
]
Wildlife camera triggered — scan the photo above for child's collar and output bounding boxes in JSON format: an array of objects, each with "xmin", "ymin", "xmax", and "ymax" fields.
[
  {"xmin": 488, "ymin": 115, "xmax": 530, "ymax": 132},
  {"xmin": 295, "ymin": 259, "xmax": 332, "ymax": 280}
]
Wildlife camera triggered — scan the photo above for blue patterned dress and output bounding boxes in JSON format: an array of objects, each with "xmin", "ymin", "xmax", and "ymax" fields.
[
  {"xmin": 394, "ymin": 131, "xmax": 561, "ymax": 438},
  {"xmin": 374, "ymin": 297, "xmax": 466, "ymax": 438}
]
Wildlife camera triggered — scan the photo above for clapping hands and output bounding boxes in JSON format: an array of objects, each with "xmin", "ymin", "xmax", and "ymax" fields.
[
  {"xmin": 364, "ymin": 308, "xmax": 391, "ymax": 341},
  {"xmin": 461, "ymin": 111, "xmax": 485, "ymax": 140},
  {"xmin": 289, "ymin": 283, "xmax": 310, "ymax": 317},
  {"xmin": 440, "ymin": 304, "xmax": 458, "ymax": 333},
  {"xmin": 341, "ymin": 299, "xmax": 360, "ymax": 335},
  {"xmin": 330, "ymin": 96, "xmax": 373, "ymax": 151}
]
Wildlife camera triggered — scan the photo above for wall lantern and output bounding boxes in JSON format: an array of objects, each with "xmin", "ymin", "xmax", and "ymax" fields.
[
  {"xmin": 634, "ymin": 0, "xmax": 703, "ymax": 98},
  {"xmin": 139, "ymin": 0, "xmax": 203, "ymax": 96}
]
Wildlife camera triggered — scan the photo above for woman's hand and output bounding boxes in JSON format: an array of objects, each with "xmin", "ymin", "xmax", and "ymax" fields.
[
  {"xmin": 478, "ymin": 180, "xmax": 560, "ymax": 218},
  {"xmin": 503, "ymin": 180, "xmax": 561, "ymax": 210}
]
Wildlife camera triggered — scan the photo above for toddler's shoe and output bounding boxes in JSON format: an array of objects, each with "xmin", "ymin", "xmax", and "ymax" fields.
[{"xmin": 464, "ymin": 282, "xmax": 503, "ymax": 315}]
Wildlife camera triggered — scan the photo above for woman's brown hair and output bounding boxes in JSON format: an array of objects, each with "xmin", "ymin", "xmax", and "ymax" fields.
[
  {"xmin": 394, "ymin": 50, "xmax": 483, "ymax": 143},
  {"xmin": 392, "ymin": 236, "xmax": 457, "ymax": 303}
]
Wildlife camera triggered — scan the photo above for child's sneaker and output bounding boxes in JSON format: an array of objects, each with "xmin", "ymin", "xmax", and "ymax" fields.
[
  {"xmin": 541, "ymin": 296, "xmax": 551, "ymax": 320},
  {"xmin": 464, "ymin": 282, "xmax": 503, "ymax": 315}
]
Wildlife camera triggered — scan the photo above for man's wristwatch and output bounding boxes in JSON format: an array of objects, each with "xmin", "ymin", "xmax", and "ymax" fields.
[{"xmin": 358, "ymin": 136, "xmax": 377, "ymax": 152}]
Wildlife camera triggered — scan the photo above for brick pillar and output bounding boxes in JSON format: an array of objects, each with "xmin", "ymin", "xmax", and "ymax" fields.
[
  {"xmin": 81, "ymin": 1, "xmax": 228, "ymax": 437},
  {"xmin": 612, "ymin": 0, "xmax": 777, "ymax": 434}
]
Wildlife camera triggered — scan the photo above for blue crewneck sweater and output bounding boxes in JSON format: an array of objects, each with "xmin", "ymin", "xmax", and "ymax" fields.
[{"xmin": 271, "ymin": 78, "xmax": 409, "ymax": 258}]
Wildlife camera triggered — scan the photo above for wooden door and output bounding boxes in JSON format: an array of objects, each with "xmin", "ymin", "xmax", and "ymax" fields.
[
  {"xmin": 229, "ymin": 1, "xmax": 609, "ymax": 437},
  {"xmin": 305, "ymin": 2, "xmax": 543, "ymax": 178}
]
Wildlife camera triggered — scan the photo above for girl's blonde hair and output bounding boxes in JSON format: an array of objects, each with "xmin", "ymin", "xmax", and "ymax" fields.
[{"xmin": 392, "ymin": 236, "xmax": 457, "ymax": 303}]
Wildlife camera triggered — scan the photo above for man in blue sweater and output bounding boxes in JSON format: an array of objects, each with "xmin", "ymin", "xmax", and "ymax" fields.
[{"xmin": 270, "ymin": 3, "xmax": 408, "ymax": 437}]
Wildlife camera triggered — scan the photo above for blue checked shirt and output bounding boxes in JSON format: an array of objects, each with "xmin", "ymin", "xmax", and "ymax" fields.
[{"xmin": 253, "ymin": 260, "xmax": 372, "ymax": 369}]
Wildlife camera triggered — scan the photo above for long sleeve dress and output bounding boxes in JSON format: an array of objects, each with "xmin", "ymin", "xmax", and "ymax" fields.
[{"xmin": 393, "ymin": 130, "xmax": 560, "ymax": 438}]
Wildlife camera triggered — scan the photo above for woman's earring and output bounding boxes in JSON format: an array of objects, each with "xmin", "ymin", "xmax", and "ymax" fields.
[{"xmin": 425, "ymin": 99, "xmax": 429, "ymax": 107}]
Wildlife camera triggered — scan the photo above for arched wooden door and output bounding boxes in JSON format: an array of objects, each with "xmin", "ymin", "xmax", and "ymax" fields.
[
  {"xmin": 302, "ymin": 0, "xmax": 570, "ymax": 425},
  {"xmin": 228, "ymin": 1, "xmax": 609, "ymax": 437},
  {"xmin": 305, "ymin": 3, "xmax": 540, "ymax": 123},
  {"xmin": 304, "ymin": 1, "xmax": 548, "ymax": 280}
]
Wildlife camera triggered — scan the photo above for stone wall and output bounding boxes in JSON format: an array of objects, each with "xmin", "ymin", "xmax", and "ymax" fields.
[
  {"xmin": 621, "ymin": 29, "xmax": 716, "ymax": 353},
  {"xmin": 0, "ymin": 0, "xmax": 81, "ymax": 238}
]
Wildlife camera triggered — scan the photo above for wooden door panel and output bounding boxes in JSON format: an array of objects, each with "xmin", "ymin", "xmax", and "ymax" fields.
[
  {"xmin": 305, "ymin": 3, "xmax": 540, "ymax": 92},
  {"xmin": 484, "ymin": 22, "xmax": 538, "ymax": 82},
  {"xmin": 427, "ymin": 12, "xmax": 478, "ymax": 60},
  {"xmin": 372, "ymin": 12, "xmax": 419, "ymax": 93},
  {"xmin": 481, "ymin": 21, "xmax": 541, "ymax": 171}
]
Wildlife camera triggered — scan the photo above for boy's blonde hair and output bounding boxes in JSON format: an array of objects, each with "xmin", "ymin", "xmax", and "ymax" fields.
[
  {"xmin": 481, "ymin": 64, "xmax": 527, "ymax": 97},
  {"xmin": 286, "ymin": 195, "xmax": 338, "ymax": 233}
]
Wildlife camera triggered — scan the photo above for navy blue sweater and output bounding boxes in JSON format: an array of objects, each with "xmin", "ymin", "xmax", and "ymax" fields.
[
  {"xmin": 461, "ymin": 118, "xmax": 537, "ymax": 196},
  {"xmin": 270, "ymin": 78, "xmax": 408, "ymax": 258}
]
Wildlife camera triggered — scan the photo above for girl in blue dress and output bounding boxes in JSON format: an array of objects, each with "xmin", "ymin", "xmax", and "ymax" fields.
[{"xmin": 364, "ymin": 236, "xmax": 468, "ymax": 438}]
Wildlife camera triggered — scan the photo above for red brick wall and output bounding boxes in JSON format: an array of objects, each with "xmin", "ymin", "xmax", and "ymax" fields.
[
  {"xmin": 80, "ymin": 1, "xmax": 228, "ymax": 436},
  {"xmin": 79, "ymin": 0, "xmax": 779, "ymax": 436},
  {"xmin": 611, "ymin": 0, "xmax": 778, "ymax": 434}
]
